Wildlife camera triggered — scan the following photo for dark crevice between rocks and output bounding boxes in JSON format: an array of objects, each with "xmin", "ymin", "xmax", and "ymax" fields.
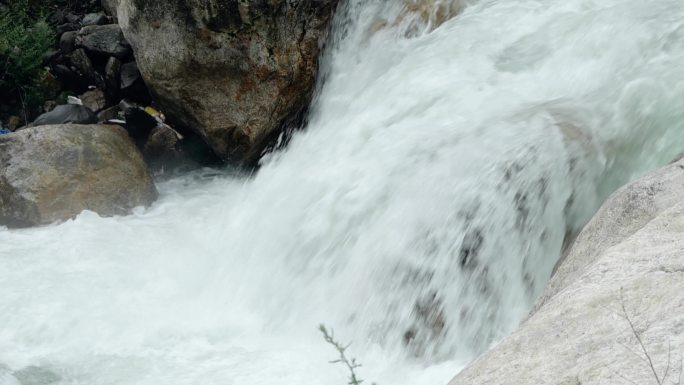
[
  {"xmin": 158, "ymin": 124, "xmax": 224, "ymax": 174},
  {"xmin": 203, "ymin": 0, "xmax": 242, "ymax": 32},
  {"xmin": 244, "ymin": 101, "xmax": 311, "ymax": 169}
]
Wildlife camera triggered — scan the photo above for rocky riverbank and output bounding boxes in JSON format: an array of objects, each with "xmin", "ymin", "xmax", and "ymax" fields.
[{"xmin": 0, "ymin": 0, "xmax": 339, "ymax": 227}]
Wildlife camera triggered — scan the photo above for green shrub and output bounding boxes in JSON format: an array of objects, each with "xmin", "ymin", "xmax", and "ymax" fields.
[{"xmin": 0, "ymin": 0, "xmax": 55, "ymax": 119}]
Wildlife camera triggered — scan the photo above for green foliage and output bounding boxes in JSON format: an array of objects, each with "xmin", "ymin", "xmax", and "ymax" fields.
[
  {"xmin": 319, "ymin": 325, "xmax": 377, "ymax": 385},
  {"xmin": 0, "ymin": 0, "xmax": 55, "ymax": 118},
  {"xmin": 46, "ymin": 0, "xmax": 102, "ymax": 15}
]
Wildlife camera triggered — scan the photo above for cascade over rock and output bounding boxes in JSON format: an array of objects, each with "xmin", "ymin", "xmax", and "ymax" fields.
[
  {"xmin": 448, "ymin": 156, "xmax": 684, "ymax": 385},
  {"xmin": 0, "ymin": 124, "xmax": 157, "ymax": 228},
  {"xmin": 3, "ymin": 0, "xmax": 684, "ymax": 384},
  {"xmin": 114, "ymin": 0, "xmax": 339, "ymax": 164}
]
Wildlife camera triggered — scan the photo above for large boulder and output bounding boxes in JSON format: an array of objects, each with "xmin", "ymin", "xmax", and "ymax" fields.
[
  {"xmin": 448, "ymin": 157, "xmax": 684, "ymax": 385},
  {"xmin": 115, "ymin": 0, "xmax": 339, "ymax": 164},
  {"xmin": 0, "ymin": 124, "xmax": 157, "ymax": 228}
]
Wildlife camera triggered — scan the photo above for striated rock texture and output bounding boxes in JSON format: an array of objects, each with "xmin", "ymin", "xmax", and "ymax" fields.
[
  {"xmin": 0, "ymin": 124, "xmax": 157, "ymax": 228},
  {"xmin": 448, "ymin": 157, "xmax": 684, "ymax": 385},
  {"xmin": 114, "ymin": 0, "xmax": 339, "ymax": 164}
]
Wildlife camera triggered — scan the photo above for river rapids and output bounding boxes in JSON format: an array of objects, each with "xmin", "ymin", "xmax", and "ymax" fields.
[{"xmin": 2, "ymin": 0, "xmax": 684, "ymax": 384}]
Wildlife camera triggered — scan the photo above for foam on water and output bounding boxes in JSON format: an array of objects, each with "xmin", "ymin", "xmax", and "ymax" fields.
[{"xmin": 2, "ymin": 0, "xmax": 684, "ymax": 384}]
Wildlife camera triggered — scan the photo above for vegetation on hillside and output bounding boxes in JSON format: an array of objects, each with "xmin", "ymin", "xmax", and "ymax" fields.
[{"xmin": 0, "ymin": 0, "xmax": 54, "ymax": 121}]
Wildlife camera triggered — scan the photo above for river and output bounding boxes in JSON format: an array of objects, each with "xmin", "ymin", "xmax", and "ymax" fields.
[{"xmin": 2, "ymin": 0, "xmax": 684, "ymax": 384}]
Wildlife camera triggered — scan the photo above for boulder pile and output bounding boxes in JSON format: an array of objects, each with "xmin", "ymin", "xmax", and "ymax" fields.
[
  {"xmin": 48, "ymin": 10, "xmax": 149, "ymax": 120},
  {"xmin": 0, "ymin": 0, "xmax": 343, "ymax": 227}
]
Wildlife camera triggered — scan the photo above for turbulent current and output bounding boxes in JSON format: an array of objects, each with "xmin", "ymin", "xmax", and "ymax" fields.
[{"xmin": 3, "ymin": 0, "xmax": 684, "ymax": 384}]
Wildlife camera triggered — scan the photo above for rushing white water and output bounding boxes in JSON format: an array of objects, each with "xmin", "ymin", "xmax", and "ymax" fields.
[{"xmin": 3, "ymin": 0, "xmax": 684, "ymax": 384}]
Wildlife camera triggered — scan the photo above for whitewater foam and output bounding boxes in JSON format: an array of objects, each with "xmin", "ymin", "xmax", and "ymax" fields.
[{"xmin": 2, "ymin": 0, "xmax": 684, "ymax": 384}]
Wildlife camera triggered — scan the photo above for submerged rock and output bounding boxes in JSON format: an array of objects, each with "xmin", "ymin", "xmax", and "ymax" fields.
[
  {"xmin": 12, "ymin": 366, "xmax": 60, "ymax": 385},
  {"xmin": 449, "ymin": 157, "xmax": 684, "ymax": 385},
  {"xmin": 116, "ymin": 0, "xmax": 339, "ymax": 164},
  {"xmin": 0, "ymin": 124, "xmax": 157, "ymax": 228}
]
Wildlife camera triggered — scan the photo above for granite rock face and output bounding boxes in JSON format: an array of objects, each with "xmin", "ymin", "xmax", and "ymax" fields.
[
  {"xmin": 115, "ymin": 0, "xmax": 339, "ymax": 164},
  {"xmin": 448, "ymin": 157, "xmax": 684, "ymax": 385}
]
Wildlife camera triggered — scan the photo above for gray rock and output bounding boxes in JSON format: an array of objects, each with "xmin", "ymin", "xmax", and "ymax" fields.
[
  {"xmin": 69, "ymin": 48, "xmax": 93, "ymax": 77},
  {"xmin": 119, "ymin": 61, "xmax": 149, "ymax": 104},
  {"xmin": 65, "ymin": 13, "xmax": 81, "ymax": 24},
  {"xmin": 59, "ymin": 31, "xmax": 77, "ymax": 54},
  {"xmin": 119, "ymin": 61, "xmax": 140, "ymax": 90},
  {"xmin": 116, "ymin": 0, "xmax": 339, "ymax": 164},
  {"xmin": 69, "ymin": 48, "xmax": 104, "ymax": 89},
  {"xmin": 81, "ymin": 13, "xmax": 108, "ymax": 26},
  {"xmin": 104, "ymin": 56, "xmax": 121, "ymax": 97},
  {"xmin": 0, "ymin": 124, "xmax": 157, "ymax": 228},
  {"xmin": 76, "ymin": 24, "xmax": 131, "ymax": 59},
  {"xmin": 33, "ymin": 104, "xmax": 98, "ymax": 126},
  {"xmin": 56, "ymin": 22, "xmax": 80, "ymax": 36},
  {"xmin": 536, "ymin": 157, "xmax": 684, "ymax": 312},
  {"xmin": 448, "ymin": 157, "xmax": 684, "ymax": 385}
]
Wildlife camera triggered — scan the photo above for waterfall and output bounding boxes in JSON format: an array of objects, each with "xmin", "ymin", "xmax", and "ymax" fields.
[{"xmin": 2, "ymin": 0, "xmax": 684, "ymax": 384}]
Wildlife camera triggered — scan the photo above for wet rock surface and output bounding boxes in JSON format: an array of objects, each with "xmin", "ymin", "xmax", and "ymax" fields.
[
  {"xmin": 116, "ymin": 0, "xmax": 340, "ymax": 164},
  {"xmin": 0, "ymin": 124, "xmax": 157, "ymax": 228},
  {"xmin": 449, "ymin": 157, "xmax": 684, "ymax": 385}
]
